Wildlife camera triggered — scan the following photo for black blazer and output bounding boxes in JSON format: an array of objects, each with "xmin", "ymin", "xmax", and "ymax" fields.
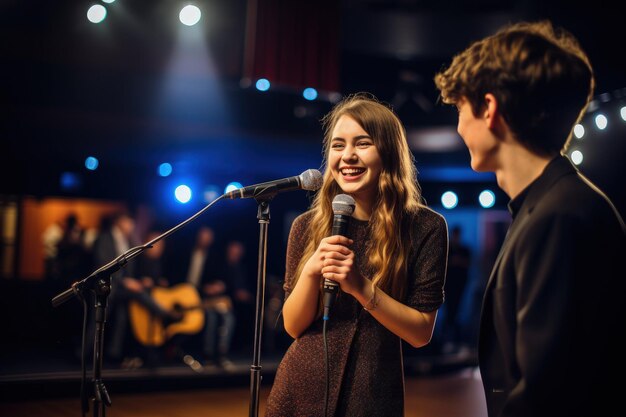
[
  {"xmin": 91, "ymin": 229, "xmax": 136, "ymax": 293},
  {"xmin": 478, "ymin": 156, "xmax": 626, "ymax": 417},
  {"xmin": 174, "ymin": 246, "xmax": 224, "ymax": 289}
]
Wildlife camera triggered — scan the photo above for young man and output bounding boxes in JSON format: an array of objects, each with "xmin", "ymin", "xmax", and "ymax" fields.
[
  {"xmin": 435, "ymin": 21, "xmax": 626, "ymax": 417},
  {"xmin": 91, "ymin": 212, "xmax": 181, "ymax": 365}
]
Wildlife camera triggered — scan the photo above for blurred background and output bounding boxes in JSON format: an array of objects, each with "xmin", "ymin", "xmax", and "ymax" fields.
[{"xmin": 1, "ymin": 0, "xmax": 624, "ymax": 413}]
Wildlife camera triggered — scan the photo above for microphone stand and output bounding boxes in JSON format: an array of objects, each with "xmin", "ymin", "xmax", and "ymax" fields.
[
  {"xmin": 249, "ymin": 191, "xmax": 275, "ymax": 417},
  {"xmin": 90, "ymin": 273, "xmax": 113, "ymax": 417},
  {"xmin": 53, "ymin": 255, "xmax": 131, "ymax": 417},
  {"xmin": 51, "ymin": 195, "xmax": 225, "ymax": 417}
]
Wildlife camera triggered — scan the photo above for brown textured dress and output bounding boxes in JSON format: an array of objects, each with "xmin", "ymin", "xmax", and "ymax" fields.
[{"xmin": 265, "ymin": 207, "xmax": 448, "ymax": 417}]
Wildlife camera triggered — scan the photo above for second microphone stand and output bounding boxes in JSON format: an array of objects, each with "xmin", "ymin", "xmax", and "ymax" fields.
[
  {"xmin": 89, "ymin": 274, "xmax": 113, "ymax": 417},
  {"xmin": 52, "ymin": 195, "xmax": 225, "ymax": 417}
]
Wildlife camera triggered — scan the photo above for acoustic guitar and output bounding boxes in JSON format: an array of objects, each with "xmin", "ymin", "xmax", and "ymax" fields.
[{"xmin": 129, "ymin": 283, "xmax": 205, "ymax": 347}]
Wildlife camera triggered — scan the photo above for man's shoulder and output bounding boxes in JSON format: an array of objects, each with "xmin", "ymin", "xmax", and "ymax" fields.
[
  {"xmin": 540, "ymin": 171, "xmax": 620, "ymax": 219},
  {"xmin": 520, "ymin": 173, "xmax": 624, "ymax": 243}
]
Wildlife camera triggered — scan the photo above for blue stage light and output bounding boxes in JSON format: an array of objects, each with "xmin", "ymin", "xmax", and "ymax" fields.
[
  {"xmin": 175, "ymin": 184, "xmax": 192, "ymax": 203},
  {"xmin": 478, "ymin": 190, "xmax": 496, "ymax": 208},
  {"xmin": 224, "ymin": 182, "xmax": 243, "ymax": 194},
  {"xmin": 60, "ymin": 172, "xmax": 82, "ymax": 191},
  {"xmin": 85, "ymin": 156, "xmax": 99, "ymax": 171},
  {"xmin": 303, "ymin": 87, "xmax": 318, "ymax": 101},
  {"xmin": 255, "ymin": 79, "xmax": 270, "ymax": 92},
  {"xmin": 158, "ymin": 163, "xmax": 173, "ymax": 177},
  {"xmin": 441, "ymin": 191, "xmax": 458, "ymax": 209}
]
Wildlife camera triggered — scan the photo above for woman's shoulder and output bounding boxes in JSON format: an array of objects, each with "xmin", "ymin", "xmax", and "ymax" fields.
[
  {"xmin": 292, "ymin": 210, "xmax": 315, "ymax": 227},
  {"xmin": 410, "ymin": 205, "xmax": 447, "ymax": 232},
  {"xmin": 288, "ymin": 210, "xmax": 315, "ymax": 238}
]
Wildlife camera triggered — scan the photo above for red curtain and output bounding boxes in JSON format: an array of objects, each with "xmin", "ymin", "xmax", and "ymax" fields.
[{"xmin": 244, "ymin": 0, "xmax": 340, "ymax": 92}]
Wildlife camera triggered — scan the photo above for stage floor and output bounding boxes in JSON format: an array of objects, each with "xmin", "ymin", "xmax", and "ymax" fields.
[{"xmin": 0, "ymin": 367, "xmax": 487, "ymax": 417}]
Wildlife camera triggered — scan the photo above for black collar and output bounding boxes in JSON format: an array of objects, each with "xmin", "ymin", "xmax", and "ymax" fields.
[{"xmin": 510, "ymin": 155, "xmax": 577, "ymax": 218}]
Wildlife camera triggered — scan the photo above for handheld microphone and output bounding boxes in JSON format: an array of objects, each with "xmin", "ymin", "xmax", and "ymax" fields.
[
  {"xmin": 224, "ymin": 169, "xmax": 323, "ymax": 200},
  {"xmin": 323, "ymin": 193, "xmax": 356, "ymax": 320}
]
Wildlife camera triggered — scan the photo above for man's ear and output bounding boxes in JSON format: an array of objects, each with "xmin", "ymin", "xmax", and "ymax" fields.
[{"xmin": 484, "ymin": 93, "xmax": 499, "ymax": 129}]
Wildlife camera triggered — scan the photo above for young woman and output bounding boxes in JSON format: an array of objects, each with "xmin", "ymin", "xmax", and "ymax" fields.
[{"xmin": 265, "ymin": 93, "xmax": 448, "ymax": 417}]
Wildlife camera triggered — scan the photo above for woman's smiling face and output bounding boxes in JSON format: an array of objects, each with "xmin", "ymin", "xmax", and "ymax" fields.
[{"xmin": 328, "ymin": 114, "xmax": 383, "ymax": 202}]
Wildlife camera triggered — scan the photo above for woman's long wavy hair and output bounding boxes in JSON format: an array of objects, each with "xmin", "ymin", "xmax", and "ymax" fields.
[{"xmin": 293, "ymin": 93, "xmax": 423, "ymax": 301}]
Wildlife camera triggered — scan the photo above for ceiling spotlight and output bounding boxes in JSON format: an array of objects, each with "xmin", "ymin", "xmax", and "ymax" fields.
[
  {"xmin": 87, "ymin": 4, "xmax": 107, "ymax": 24},
  {"xmin": 179, "ymin": 5, "xmax": 201, "ymax": 26}
]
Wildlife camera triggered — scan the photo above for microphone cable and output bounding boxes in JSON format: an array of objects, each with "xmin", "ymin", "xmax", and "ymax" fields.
[
  {"xmin": 323, "ymin": 317, "xmax": 330, "ymax": 417},
  {"xmin": 322, "ymin": 193, "xmax": 355, "ymax": 417}
]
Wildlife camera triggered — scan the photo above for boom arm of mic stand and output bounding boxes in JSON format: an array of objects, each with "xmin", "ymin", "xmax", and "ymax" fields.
[
  {"xmin": 48, "ymin": 193, "xmax": 227, "ymax": 417},
  {"xmin": 51, "ymin": 257, "xmax": 128, "ymax": 307},
  {"xmin": 51, "ymin": 249, "xmax": 135, "ymax": 307}
]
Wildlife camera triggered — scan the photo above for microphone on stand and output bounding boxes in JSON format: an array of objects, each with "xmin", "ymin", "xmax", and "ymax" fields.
[
  {"xmin": 223, "ymin": 169, "xmax": 323, "ymax": 200},
  {"xmin": 323, "ymin": 193, "xmax": 356, "ymax": 320}
]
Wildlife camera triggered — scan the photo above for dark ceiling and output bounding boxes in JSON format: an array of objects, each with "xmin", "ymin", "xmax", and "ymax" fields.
[{"xmin": 1, "ymin": 0, "xmax": 624, "ymax": 212}]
